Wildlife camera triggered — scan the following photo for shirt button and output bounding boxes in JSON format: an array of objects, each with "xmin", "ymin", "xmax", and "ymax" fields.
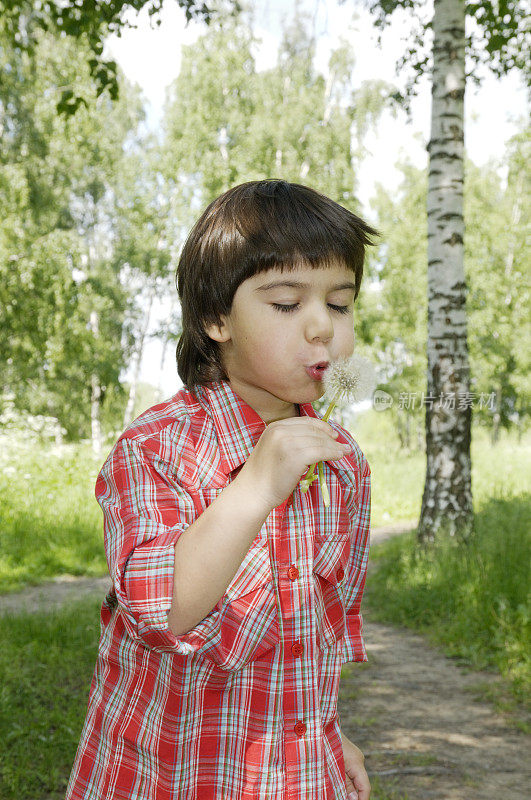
[
  {"xmin": 294, "ymin": 721, "xmax": 306, "ymax": 737},
  {"xmin": 287, "ymin": 565, "xmax": 299, "ymax": 581},
  {"xmin": 291, "ymin": 641, "xmax": 303, "ymax": 657},
  {"xmin": 337, "ymin": 566, "xmax": 344, "ymax": 582}
]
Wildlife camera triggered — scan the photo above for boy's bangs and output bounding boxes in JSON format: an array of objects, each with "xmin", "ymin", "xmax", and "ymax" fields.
[
  {"xmin": 236, "ymin": 219, "xmax": 357, "ymax": 275},
  {"xmin": 220, "ymin": 180, "xmax": 372, "ymax": 277}
]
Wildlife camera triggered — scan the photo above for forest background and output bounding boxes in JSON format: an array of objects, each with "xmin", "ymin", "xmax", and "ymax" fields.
[{"xmin": 0, "ymin": 0, "xmax": 529, "ymax": 797}]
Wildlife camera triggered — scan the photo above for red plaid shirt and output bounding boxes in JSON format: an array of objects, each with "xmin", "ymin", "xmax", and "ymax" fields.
[{"xmin": 66, "ymin": 379, "xmax": 371, "ymax": 800}]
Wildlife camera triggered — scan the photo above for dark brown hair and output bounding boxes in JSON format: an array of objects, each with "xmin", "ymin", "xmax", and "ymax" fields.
[{"xmin": 175, "ymin": 179, "xmax": 379, "ymax": 390}]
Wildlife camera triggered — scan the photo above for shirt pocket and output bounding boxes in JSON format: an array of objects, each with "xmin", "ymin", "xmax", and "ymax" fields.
[
  {"xmin": 312, "ymin": 533, "xmax": 351, "ymax": 651},
  {"xmin": 202, "ymin": 534, "xmax": 280, "ymax": 671}
]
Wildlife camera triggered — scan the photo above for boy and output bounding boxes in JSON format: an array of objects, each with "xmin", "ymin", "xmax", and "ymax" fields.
[{"xmin": 66, "ymin": 180, "xmax": 376, "ymax": 800}]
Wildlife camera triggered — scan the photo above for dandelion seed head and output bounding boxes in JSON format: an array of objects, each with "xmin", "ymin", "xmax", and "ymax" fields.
[{"xmin": 323, "ymin": 353, "xmax": 377, "ymax": 406}]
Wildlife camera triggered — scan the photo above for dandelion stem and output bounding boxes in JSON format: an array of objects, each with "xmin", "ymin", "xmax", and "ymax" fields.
[
  {"xmin": 318, "ymin": 460, "xmax": 330, "ymax": 506},
  {"xmin": 300, "ymin": 389, "xmax": 342, "ymax": 499}
]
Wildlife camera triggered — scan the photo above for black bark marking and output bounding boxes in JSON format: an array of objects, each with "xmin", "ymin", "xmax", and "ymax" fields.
[
  {"xmin": 430, "ymin": 151, "xmax": 462, "ymax": 161},
  {"xmin": 438, "ymin": 212, "xmax": 462, "ymax": 221},
  {"xmin": 444, "ymin": 232, "xmax": 463, "ymax": 245}
]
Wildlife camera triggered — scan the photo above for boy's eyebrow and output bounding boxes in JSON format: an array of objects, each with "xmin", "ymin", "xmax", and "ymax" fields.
[{"xmin": 255, "ymin": 280, "xmax": 356, "ymax": 292}]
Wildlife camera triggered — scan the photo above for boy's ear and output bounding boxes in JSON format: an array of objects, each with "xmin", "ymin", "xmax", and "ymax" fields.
[{"xmin": 204, "ymin": 316, "xmax": 231, "ymax": 343}]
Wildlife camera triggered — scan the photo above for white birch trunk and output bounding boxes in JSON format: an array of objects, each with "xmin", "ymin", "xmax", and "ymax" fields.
[
  {"xmin": 418, "ymin": 0, "xmax": 474, "ymax": 543},
  {"xmin": 504, "ymin": 174, "xmax": 522, "ymax": 280},
  {"xmin": 490, "ymin": 384, "xmax": 502, "ymax": 445},
  {"xmin": 157, "ymin": 330, "xmax": 173, "ymax": 400},
  {"xmin": 323, "ymin": 68, "xmax": 334, "ymax": 124},
  {"xmin": 123, "ymin": 286, "xmax": 155, "ymax": 429},
  {"xmin": 89, "ymin": 308, "xmax": 103, "ymax": 455},
  {"xmin": 87, "ymin": 214, "xmax": 103, "ymax": 455}
]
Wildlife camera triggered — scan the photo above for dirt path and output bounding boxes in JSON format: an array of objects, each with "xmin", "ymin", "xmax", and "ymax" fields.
[
  {"xmin": 2, "ymin": 521, "xmax": 529, "ymax": 798},
  {"xmin": 339, "ymin": 615, "xmax": 530, "ymax": 800},
  {"xmin": 0, "ymin": 573, "xmax": 113, "ymax": 616}
]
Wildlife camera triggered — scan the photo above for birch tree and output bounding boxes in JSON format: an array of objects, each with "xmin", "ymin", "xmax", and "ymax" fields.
[
  {"xmin": 421, "ymin": 0, "xmax": 471, "ymax": 542},
  {"xmin": 355, "ymin": 0, "xmax": 528, "ymax": 543}
]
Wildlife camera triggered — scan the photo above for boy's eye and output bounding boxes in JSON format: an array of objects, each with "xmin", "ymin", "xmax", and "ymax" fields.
[{"xmin": 271, "ymin": 303, "xmax": 350, "ymax": 315}]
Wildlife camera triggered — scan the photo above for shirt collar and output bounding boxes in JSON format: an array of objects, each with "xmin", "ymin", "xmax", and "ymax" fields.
[{"xmin": 194, "ymin": 379, "xmax": 353, "ymax": 478}]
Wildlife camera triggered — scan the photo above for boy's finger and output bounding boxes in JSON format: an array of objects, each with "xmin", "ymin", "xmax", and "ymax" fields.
[
  {"xmin": 355, "ymin": 779, "xmax": 371, "ymax": 800},
  {"xmin": 353, "ymin": 768, "xmax": 371, "ymax": 800}
]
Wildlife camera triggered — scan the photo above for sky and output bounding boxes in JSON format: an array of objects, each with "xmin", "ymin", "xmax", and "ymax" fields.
[{"xmin": 104, "ymin": 0, "xmax": 526, "ymax": 398}]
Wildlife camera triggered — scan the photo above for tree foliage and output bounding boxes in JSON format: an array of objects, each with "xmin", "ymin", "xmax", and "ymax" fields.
[
  {"xmin": 162, "ymin": 7, "xmax": 395, "ymax": 210},
  {"xmin": 0, "ymin": 21, "xmax": 171, "ymax": 439},
  {"xmin": 0, "ymin": 0, "xmax": 240, "ymax": 113},
  {"xmin": 464, "ymin": 126, "xmax": 530, "ymax": 431},
  {"xmin": 368, "ymin": 163, "xmax": 428, "ymax": 442},
  {"xmin": 2, "ymin": 0, "xmax": 527, "ymax": 447}
]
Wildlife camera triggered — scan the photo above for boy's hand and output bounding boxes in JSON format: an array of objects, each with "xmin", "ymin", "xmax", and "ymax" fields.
[
  {"xmin": 340, "ymin": 731, "xmax": 371, "ymax": 800},
  {"xmin": 238, "ymin": 417, "xmax": 351, "ymax": 511}
]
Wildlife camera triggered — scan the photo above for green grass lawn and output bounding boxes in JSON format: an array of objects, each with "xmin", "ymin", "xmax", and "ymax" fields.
[
  {"xmin": 0, "ymin": 438, "xmax": 107, "ymax": 592},
  {"xmin": 0, "ymin": 598, "xmax": 102, "ymax": 799}
]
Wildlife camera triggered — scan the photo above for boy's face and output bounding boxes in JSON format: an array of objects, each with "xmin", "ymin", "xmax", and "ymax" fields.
[{"xmin": 205, "ymin": 261, "xmax": 357, "ymax": 424}]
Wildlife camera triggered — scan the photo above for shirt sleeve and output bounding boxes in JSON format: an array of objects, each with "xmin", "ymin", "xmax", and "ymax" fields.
[
  {"xmin": 95, "ymin": 435, "xmax": 220, "ymax": 655},
  {"xmin": 342, "ymin": 459, "xmax": 371, "ymax": 663}
]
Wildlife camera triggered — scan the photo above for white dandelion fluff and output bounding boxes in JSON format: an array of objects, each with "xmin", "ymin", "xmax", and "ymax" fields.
[
  {"xmin": 300, "ymin": 352, "xmax": 377, "ymax": 506},
  {"xmin": 322, "ymin": 353, "xmax": 378, "ymax": 410}
]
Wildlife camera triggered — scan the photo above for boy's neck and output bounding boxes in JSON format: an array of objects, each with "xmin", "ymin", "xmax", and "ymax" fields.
[
  {"xmin": 265, "ymin": 404, "xmax": 300, "ymax": 425},
  {"xmin": 223, "ymin": 376, "xmax": 300, "ymax": 425}
]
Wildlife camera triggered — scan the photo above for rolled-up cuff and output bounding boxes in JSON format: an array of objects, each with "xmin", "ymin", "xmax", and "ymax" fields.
[
  {"xmin": 341, "ymin": 612, "xmax": 368, "ymax": 663},
  {"xmin": 115, "ymin": 524, "xmax": 220, "ymax": 654}
]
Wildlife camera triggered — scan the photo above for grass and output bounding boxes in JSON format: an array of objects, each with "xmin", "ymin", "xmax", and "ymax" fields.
[
  {"xmin": 369, "ymin": 776, "xmax": 410, "ymax": 799},
  {"xmin": 0, "ymin": 438, "xmax": 107, "ymax": 592},
  {"xmin": 0, "ymin": 598, "xmax": 102, "ymax": 799}
]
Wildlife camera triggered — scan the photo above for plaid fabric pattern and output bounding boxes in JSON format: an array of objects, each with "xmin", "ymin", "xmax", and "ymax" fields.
[{"xmin": 66, "ymin": 379, "xmax": 371, "ymax": 800}]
